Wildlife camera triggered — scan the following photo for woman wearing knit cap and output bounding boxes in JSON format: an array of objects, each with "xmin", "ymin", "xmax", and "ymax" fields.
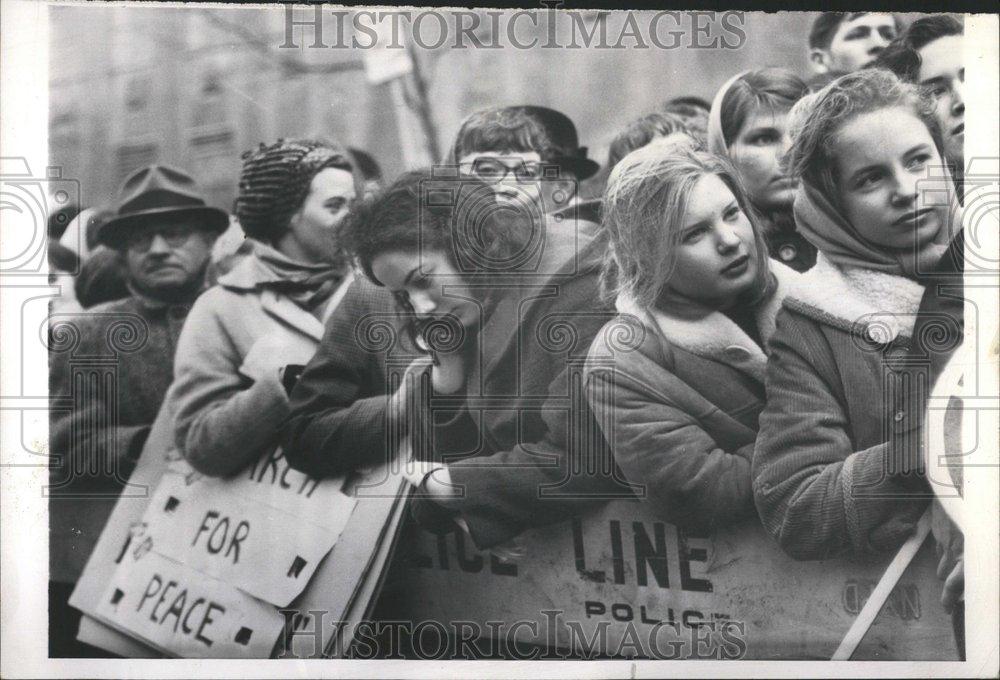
[
  {"xmin": 752, "ymin": 69, "xmax": 962, "ymax": 561},
  {"xmin": 165, "ymin": 139, "xmax": 359, "ymax": 476},
  {"xmin": 708, "ymin": 68, "xmax": 817, "ymax": 272}
]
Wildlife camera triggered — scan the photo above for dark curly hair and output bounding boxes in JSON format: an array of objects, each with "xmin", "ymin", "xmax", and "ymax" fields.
[
  {"xmin": 234, "ymin": 138, "xmax": 356, "ymax": 243},
  {"xmin": 340, "ymin": 169, "xmax": 540, "ymax": 349},
  {"xmin": 342, "ymin": 169, "xmax": 539, "ymax": 284}
]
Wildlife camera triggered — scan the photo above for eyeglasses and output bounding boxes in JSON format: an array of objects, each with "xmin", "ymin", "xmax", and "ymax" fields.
[
  {"xmin": 460, "ymin": 158, "xmax": 551, "ymax": 183},
  {"xmin": 125, "ymin": 224, "xmax": 199, "ymax": 252}
]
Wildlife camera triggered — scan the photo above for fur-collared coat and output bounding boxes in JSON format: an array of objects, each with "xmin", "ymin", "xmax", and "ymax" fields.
[
  {"xmin": 583, "ymin": 261, "xmax": 799, "ymax": 532},
  {"xmin": 753, "ymin": 254, "xmax": 932, "ymax": 560}
]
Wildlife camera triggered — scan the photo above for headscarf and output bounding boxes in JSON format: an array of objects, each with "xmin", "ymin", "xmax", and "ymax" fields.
[
  {"xmin": 706, "ymin": 71, "xmax": 750, "ymax": 158},
  {"xmin": 793, "ymin": 175, "xmax": 961, "ymax": 279}
]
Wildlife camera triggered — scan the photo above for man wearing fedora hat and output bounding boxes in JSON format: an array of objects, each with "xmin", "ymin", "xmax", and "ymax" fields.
[{"xmin": 47, "ymin": 164, "xmax": 227, "ymax": 656}]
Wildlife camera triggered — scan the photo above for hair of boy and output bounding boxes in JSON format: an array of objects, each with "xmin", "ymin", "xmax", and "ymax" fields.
[
  {"xmin": 665, "ymin": 96, "xmax": 712, "ymax": 113},
  {"xmin": 718, "ymin": 68, "xmax": 809, "ymax": 150},
  {"xmin": 808, "ymin": 12, "xmax": 903, "ymax": 51},
  {"xmin": 873, "ymin": 14, "xmax": 963, "ymax": 84},
  {"xmin": 450, "ymin": 107, "xmax": 560, "ymax": 164},
  {"xmin": 600, "ymin": 138, "xmax": 772, "ymax": 310},
  {"xmin": 605, "ymin": 112, "xmax": 693, "ymax": 172},
  {"xmin": 234, "ymin": 138, "xmax": 357, "ymax": 243},
  {"xmin": 785, "ymin": 69, "xmax": 945, "ymax": 212}
]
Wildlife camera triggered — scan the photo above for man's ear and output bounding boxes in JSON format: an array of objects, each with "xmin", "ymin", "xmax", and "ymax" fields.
[{"xmin": 810, "ymin": 48, "xmax": 831, "ymax": 73}]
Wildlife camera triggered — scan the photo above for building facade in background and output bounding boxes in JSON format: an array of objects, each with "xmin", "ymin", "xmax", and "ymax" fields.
[{"xmin": 50, "ymin": 8, "xmax": 833, "ymax": 211}]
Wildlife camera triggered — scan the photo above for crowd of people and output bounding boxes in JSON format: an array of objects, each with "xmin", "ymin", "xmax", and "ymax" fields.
[{"xmin": 47, "ymin": 12, "xmax": 968, "ymax": 659}]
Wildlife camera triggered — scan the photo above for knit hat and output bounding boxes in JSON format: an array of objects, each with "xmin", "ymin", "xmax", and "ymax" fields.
[{"xmin": 234, "ymin": 139, "xmax": 356, "ymax": 243}]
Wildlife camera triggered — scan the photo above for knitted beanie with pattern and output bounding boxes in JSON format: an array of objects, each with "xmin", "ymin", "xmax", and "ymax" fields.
[{"xmin": 234, "ymin": 139, "xmax": 355, "ymax": 243}]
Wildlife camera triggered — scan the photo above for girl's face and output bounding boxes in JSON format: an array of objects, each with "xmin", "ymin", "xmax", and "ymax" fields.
[
  {"xmin": 729, "ymin": 107, "xmax": 797, "ymax": 213},
  {"xmin": 663, "ymin": 173, "xmax": 759, "ymax": 310},
  {"xmin": 833, "ymin": 107, "xmax": 947, "ymax": 251},
  {"xmin": 282, "ymin": 168, "xmax": 356, "ymax": 264},
  {"xmin": 370, "ymin": 249, "xmax": 480, "ymax": 331}
]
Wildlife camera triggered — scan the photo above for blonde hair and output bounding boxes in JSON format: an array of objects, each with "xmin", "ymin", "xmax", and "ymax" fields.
[{"xmin": 601, "ymin": 136, "xmax": 772, "ymax": 309}]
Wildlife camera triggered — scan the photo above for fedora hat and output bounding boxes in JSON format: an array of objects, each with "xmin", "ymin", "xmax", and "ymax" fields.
[
  {"xmin": 99, "ymin": 165, "xmax": 229, "ymax": 247},
  {"xmin": 514, "ymin": 106, "xmax": 600, "ymax": 180}
]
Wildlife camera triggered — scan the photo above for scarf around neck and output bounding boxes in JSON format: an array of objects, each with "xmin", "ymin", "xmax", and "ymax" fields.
[
  {"xmin": 246, "ymin": 241, "xmax": 346, "ymax": 312},
  {"xmin": 793, "ymin": 179, "xmax": 960, "ymax": 280}
]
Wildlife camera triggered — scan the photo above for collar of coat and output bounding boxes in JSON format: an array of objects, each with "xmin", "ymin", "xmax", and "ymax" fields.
[
  {"xmin": 615, "ymin": 259, "xmax": 801, "ymax": 382},
  {"xmin": 217, "ymin": 255, "xmax": 354, "ymax": 342},
  {"xmin": 782, "ymin": 252, "xmax": 927, "ymax": 344}
]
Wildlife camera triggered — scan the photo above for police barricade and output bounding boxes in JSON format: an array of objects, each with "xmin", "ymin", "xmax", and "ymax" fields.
[
  {"xmin": 389, "ymin": 499, "xmax": 956, "ymax": 660},
  {"xmin": 70, "ymin": 402, "xmax": 410, "ymax": 658}
]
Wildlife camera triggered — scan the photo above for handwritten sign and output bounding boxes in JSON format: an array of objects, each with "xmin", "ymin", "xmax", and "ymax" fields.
[
  {"xmin": 72, "ymin": 403, "xmax": 401, "ymax": 658},
  {"xmin": 164, "ymin": 445, "xmax": 356, "ymax": 520},
  {"xmin": 96, "ymin": 549, "xmax": 285, "ymax": 658},
  {"xmin": 394, "ymin": 500, "xmax": 957, "ymax": 660},
  {"xmin": 138, "ymin": 471, "xmax": 353, "ymax": 607}
]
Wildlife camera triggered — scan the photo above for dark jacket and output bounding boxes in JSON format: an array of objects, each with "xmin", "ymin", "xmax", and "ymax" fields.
[
  {"xmin": 762, "ymin": 211, "xmax": 816, "ymax": 273},
  {"xmin": 48, "ymin": 294, "xmax": 192, "ymax": 582},
  {"xmin": 284, "ymin": 220, "xmax": 632, "ymax": 548},
  {"xmin": 753, "ymin": 255, "xmax": 932, "ymax": 561},
  {"xmin": 405, "ymin": 226, "xmax": 633, "ymax": 548},
  {"xmin": 584, "ymin": 261, "xmax": 800, "ymax": 532},
  {"xmin": 74, "ymin": 247, "xmax": 129, "ymax": 309},
  {"xmin": 282, "ymin": 276, "xmax": 415, "ymax": 475}
]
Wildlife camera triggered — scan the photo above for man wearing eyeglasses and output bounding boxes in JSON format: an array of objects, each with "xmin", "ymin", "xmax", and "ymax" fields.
[{"xmin": 47, "ymin": 164, "xmax": 227, "ymax": 656}]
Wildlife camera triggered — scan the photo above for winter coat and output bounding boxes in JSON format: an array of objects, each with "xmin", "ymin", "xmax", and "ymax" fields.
[
  {"xmin": 753, "ymin": 254, "xmax": 932, "ymax": 561},
  {"xmin": 584, "ymin": 261, "xmax": 800, "ymax": 532},
  {"xmin": 284, "ymin": 220, "xmax": 631, "ymax": 549},
  {"xmin": 167, "ymin": 254, "xmax": 352, "ymax": 477},
  {"xmin": 281, "ymin": 276, "xmax": 414, "ymax": 476},
  {"xmin": 403, "ymin": 225, "xmax": 633, "ymax": 549},
  {"xmin": 48, "ymin": 294, "xmax": 192, "ymax": 583}
]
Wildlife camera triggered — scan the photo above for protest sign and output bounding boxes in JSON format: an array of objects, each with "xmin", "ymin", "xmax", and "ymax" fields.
[{"xmin": 71, "ymin": 401, "xmax": 409, "ymax": 658}]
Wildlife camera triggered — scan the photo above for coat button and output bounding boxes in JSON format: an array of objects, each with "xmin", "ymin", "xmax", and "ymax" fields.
[
  {"xmin": 779, "ymin": 244, "xmax": 798, "ymax": 262},
  {"xmin": 893, "ymin": 410, "xmax": 906, "ymax": 422}
]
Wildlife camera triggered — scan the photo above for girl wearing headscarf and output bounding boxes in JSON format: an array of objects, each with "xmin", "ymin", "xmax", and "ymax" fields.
[
  {"xmin": 708, "ymin": 68, "xmax": 817, "ymax": 272},
  {"xmin": 167, "ymin": 139, "xmax": 359, "ymax": 476},
  {"xmin": 584, "ymin": 137, "xmax": 801, "ymax": 531},
  {"xmin": 752, "ymin": 69, "xmax": 962, "ymax": 560}
]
